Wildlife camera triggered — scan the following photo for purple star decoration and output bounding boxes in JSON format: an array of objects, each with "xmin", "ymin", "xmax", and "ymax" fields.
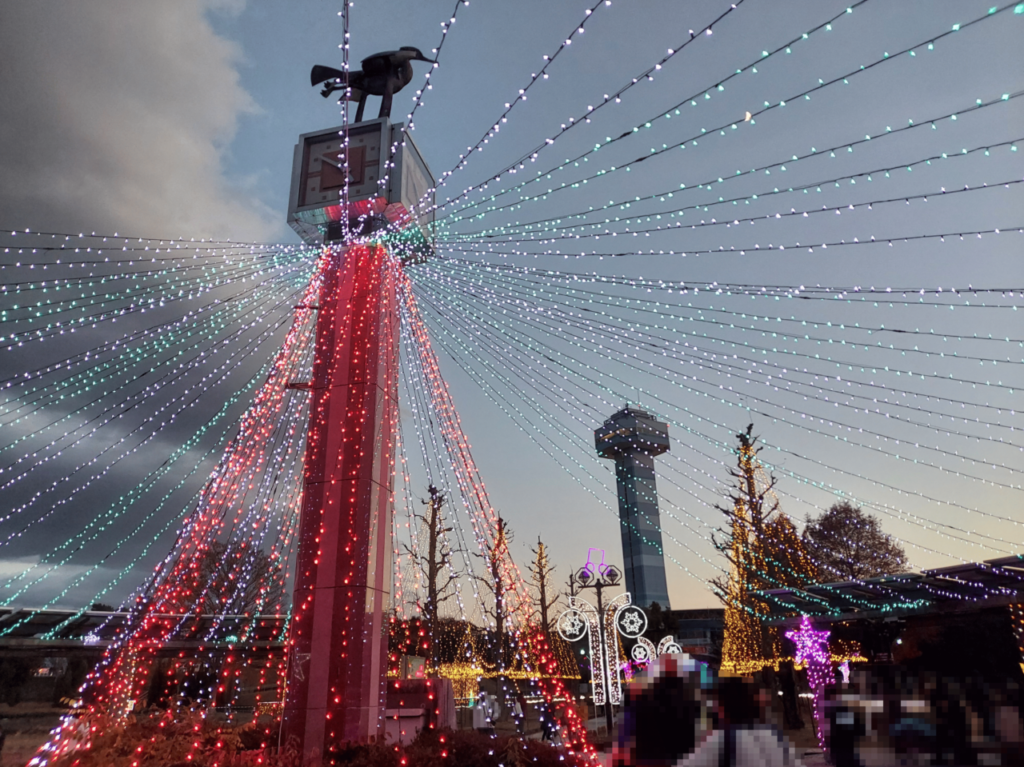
[{"xmin": 786, "ymin": 616, "xmax": 832, "ymax": 750}]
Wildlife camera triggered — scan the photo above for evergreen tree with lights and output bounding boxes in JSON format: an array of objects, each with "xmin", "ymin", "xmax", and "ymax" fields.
[{"xmin": 764, "ymin": 512, "xmax": 819, "ymax": 590}]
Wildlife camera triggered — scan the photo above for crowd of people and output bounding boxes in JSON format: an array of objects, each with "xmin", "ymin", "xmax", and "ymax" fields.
[
  {"xmin": 819, "ymin": 667, "xmax": 1024, "ymax": 766},
  {"xmin": 465, "ymin": 653, "xmax": 1024, "ymax": 765},
  {"xmin": 614, "ymin": 657, "xmax": 805, "ymax": 767},
  {"xmin": 612, "ymin": 655, "xmax": 1024, "ymax": 766}
]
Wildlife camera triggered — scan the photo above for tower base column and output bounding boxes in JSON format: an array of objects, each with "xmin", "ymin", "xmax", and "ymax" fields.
[{"xmin": 282, "ymin": 244, "xmax": 399, "ymax": 759}]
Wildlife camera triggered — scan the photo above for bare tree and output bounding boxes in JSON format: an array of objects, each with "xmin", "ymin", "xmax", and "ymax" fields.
[
  {"xmin": 711, "ymin": 425, "xmax": 816, "ymax": 674},
  {"xmin": 710, "ymin": 425, "xmax": 816, "ymax": 597},
  {"xmin": 530, "ymin": 536, "xmax": 559, "ymax": 637},
  {"xmin": 803, "ymin": 501, "xmax": 907, "ymax": 581},
  {"xmin": 403, "ymin": 485, "xmax": 462, "ymax": 670},
  {"xmin": 477, "ymin": 514, "xmax": 514, "ymax": 672},
  {"xmin": 194, "ymin": 541, "xmax": 285, "ymax": 616},
  {"xmin": 710, "ymin": 425, "xmax": 781, "ymax": 601}
]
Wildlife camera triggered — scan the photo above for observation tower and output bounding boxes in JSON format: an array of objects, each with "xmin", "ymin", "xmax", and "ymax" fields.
[{"xmin": 594, "ymin": 406, "xmax": 672, "ymax": 610}]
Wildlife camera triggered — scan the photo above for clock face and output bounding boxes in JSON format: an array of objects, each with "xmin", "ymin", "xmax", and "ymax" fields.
[{"xmin": 299, "ymin": 128, "xmax": 381, "ymax": 207}]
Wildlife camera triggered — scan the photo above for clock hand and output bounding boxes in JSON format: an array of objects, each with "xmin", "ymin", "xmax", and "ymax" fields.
[{"xmin": 318, "ymin": 157, "xmax": 350, "ymax": 190}]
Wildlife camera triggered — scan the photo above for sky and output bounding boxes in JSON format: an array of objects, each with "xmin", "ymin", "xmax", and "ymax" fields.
[{"xmin": 1, "ymin": 0, "xmax": 1022, "ymax": 616}]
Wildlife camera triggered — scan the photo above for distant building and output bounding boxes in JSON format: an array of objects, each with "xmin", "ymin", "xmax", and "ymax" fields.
[
  {"xmin": 595, "ymin": 406, "xmax": 672, "ymax": 610},
  {"xmin": 668, "ymin": 608, "xmax": 724, "ymax": 657}
]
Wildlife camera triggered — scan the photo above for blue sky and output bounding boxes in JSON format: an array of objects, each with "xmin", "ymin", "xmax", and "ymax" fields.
[{"xmin": 1, "ymin": 0, "xmax": 1022, "ymax": 613}]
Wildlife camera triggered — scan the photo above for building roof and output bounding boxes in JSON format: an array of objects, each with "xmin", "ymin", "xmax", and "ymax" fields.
[
  {"xmin": 757, "ymin": 555, "xmax": 1024, "ymax": 625},
  {"xmin": 0, "ymin": 607, "xmax": 285, "ymax": 644}
]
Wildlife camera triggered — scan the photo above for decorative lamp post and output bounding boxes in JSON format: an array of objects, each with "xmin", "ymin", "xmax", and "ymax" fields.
[
  {"xmin": 556, "ymin": 548, "xmax": 648, "ymax": 737},
  {"xmin": 786, "ymin": 616, "xmax": 831, "ymax": 750}
]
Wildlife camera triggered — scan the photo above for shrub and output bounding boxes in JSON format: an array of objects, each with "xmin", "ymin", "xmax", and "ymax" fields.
[{"xmin": 49, "ymin": 712, "xmax": 589, "ymax": 767}]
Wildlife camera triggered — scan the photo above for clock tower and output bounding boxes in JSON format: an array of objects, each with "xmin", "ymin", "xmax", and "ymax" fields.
[
  {"xmin": 281, "ymin": 117, "xmax": 435, "ymax": 757},
  {"xmin": 286, "ymin": 117, "xmax": 435, "ymax": 261}
]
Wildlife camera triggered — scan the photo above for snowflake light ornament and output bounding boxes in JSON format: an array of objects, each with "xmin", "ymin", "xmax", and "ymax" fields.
[
  {"xmin": 557, "ymin": 608, "xmax": 589, "ymax": 642},
  {"xmin": 631, "ymin": 642, "xmax": 652, "ymax": 662},
  {"xmin": 615, "ymin": 605, "xmax": 648, "ymax": 638}
]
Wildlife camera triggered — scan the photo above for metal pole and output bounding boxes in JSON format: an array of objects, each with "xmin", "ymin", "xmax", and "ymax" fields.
[{"xmin": 595, "ymin": 581, "xmax": 614, "ymax": 737}]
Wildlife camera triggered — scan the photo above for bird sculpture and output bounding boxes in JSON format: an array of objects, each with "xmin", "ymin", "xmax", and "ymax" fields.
[{"xmin": 311, "ymin": 47, "xmax": 434, "ymax": 121}]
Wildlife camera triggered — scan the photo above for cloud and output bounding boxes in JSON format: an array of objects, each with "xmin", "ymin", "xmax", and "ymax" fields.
[
  {"xmin": 0, "ymin": 555, "xmax": 133, "ymax": 609},
  {"xmin": 0, "ymin": 0, "xmax": 284, "ymax": 242},
  {"xmin": 0, "ymin": 555, "xmax": 42, "ymax": 580}
]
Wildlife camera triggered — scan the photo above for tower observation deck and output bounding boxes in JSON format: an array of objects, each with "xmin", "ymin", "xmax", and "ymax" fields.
[{"xmin": 594, "ymin": 407, "xmax": 671, "ymax": 610}]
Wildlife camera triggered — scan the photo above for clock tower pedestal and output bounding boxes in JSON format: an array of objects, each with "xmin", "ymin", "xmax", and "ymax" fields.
[{"xmin": 281, "ymin": 243, "xmax": 399, "ymax": 757}]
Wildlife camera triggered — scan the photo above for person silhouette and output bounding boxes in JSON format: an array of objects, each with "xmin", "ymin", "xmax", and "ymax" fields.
[{"xmin": 676, "ymin": 677, "xmax": 806, "ymax": 767}]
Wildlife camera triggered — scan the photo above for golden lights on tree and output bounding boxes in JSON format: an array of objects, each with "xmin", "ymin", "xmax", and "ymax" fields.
[
  {"xmin": 712, "ymin": 425, "xmax": 818, "ymax": 675},
  {"xmin": 403, "ymin": 484, "xmax": 463, "ymax": 673},
  {"xmin": 478, "ymin": 515, "xmax": 515, "ymax": 672},
  {"xmin": 530, "ymin": 536, "xmax": 559, "ymax": 638}
]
